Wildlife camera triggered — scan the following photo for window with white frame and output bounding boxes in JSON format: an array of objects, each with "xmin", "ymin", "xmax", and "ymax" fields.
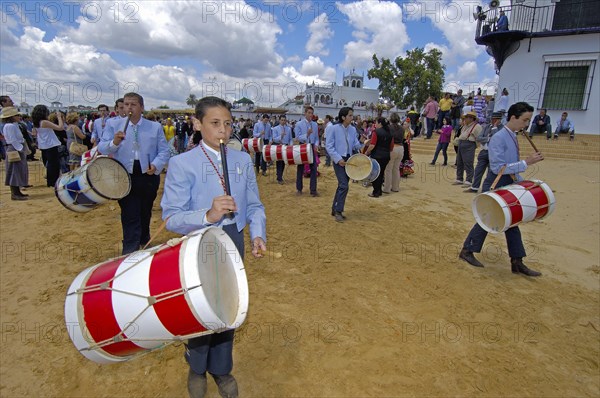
[{"xmin": 540, "ymin": 60, "xmax": 595, "ymax": 110}]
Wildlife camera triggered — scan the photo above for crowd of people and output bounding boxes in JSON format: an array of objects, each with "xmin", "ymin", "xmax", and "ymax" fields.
[{"xmin": 0, "ymin": 90, "xmax": 567, "ymax": 397}]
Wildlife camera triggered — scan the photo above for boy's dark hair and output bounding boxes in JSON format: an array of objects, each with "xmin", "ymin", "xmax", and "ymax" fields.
[
  {"xmin": 195, "ymin": 96, "xmax": 232, "ymax": 121},
  {"xmin": 507, "ymin": 102, "xmax": 534, "ymax": 121},
  {"xmin": 338, "ymin": 107, "xmax": 353, "ymax": 122},
  {"xmin": 124, "ymin": 92, "xmax": 144, "ymax": 107},
  {"xmin": 32, "ymin": 104, "xmax": 50, "ymax": 128}
]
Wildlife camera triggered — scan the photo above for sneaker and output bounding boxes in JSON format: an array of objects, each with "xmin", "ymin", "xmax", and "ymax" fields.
[
  {"xmin": 187, "ymin": 369, "xmax": 207, "ymax": 398},
  {"xmin": 212, "ymin": 374, "xmax": 239, "ymax": 398}
]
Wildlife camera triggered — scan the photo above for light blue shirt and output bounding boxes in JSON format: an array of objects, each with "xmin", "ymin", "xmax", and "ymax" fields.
[
  {"xmin": 253, "ymin": 121, "xmax": 271, "ymax": 141},
  {"xmin": 325, "ymin": 123, "xmax": 362, "ymax": 164},
  {"xmin": 161, "ymin": 142, "xmax": 267, "ymax": 241},
  {"xmin": 294, "ymin": 118, "xmax": 320, "ymax": 145},
  {"xmin": 270, "ymin": 124, "xmax": 292, "ymax": 145},
  {"xmin": 97, "ymin": 116, "xmax": 170, "ymax": 174},
  {"xmin": 488, "ymin": 126, "xmax": 527, "ymax": 180},
  {"xmin": 92, "ymin": 116, "xmax": 108, "ymax": 142},
  {"xmin": 555, "ymin": 118, "xmax": 574, "ymax": 133}
]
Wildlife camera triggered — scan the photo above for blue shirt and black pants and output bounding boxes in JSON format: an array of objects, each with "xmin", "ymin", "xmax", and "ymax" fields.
[
  {"xmin": 294, "ymin": 119, "xmax": 319, "ymax": 195},
  {"xmin": 98, "ymin": 117, "xmax": 170, "ymax": 254},
  {"xmin": 463, "ymin": 126, "xmax": 527, "ymax": 260},
  {"xmin": 326, "ymin": 124, "xmax": 362, "ymax": 214},
  {"xmin": 252, "ymin": 121, "xmax": 271, "ymax": 175},
  {"xmin": 271, "ymin": 124, "xmax": 292, "ymax": 183}
]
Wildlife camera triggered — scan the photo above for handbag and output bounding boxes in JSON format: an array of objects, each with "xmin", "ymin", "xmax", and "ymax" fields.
[
  {"xmin": 7, "ymin": 151, "xmax": 21, "ymax": 163},
  {"xmin": 69, "ymin": 141, "xmax": 88, "ymax": 156}
]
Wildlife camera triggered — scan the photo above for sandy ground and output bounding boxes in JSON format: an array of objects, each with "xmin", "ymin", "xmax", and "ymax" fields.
[{"xmin": 0, "ymin": 151, "xmax": 599, "ymax": 397}]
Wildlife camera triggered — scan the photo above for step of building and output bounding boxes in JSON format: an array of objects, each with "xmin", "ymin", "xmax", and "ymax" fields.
[{"xmin": 409, "ymin": 134, "xmax": 600, "ymax": 161}]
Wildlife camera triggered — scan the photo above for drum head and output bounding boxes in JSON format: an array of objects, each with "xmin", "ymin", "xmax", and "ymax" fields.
[
  {"xmin": 345, "ymin": 154, "xmax": 372, "ymax": 180},
  {"xmin": 227, "ymin": 138, "xmax": 243, "ymax": 151},
  {"xmin": 87, "ymin": 157, "xmax": 132, "ymax": 200},
  {"xmin": 195, "ymin": 228, "xmax": 243, "ymax": 326},
  {"xmin": 472, "ymin": 194, "xmax": 508, "ymax": 233}
]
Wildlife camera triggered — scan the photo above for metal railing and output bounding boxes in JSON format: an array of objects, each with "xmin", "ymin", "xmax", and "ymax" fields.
[{"xmin": 475, "ymin": 0, "xmax": 600, "ymax": 38}]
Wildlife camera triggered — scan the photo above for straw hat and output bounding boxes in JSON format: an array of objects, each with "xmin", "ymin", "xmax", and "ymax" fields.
[
  {"xmin": 0, "ymin": 107, "xmax": 20, "ymax": 119},
  {"xmin": 462, "ymin": 111, "xmax": 478, "ymax": 119},
  {"xmin": 317, "ymin": 119, "xmax": 324, "ymax": 125}
]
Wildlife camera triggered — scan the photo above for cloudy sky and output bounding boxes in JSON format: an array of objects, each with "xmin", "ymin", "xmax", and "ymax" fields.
[{"xmin": 0, "ymin": 0, "xmax": 498, "ymax": 109}]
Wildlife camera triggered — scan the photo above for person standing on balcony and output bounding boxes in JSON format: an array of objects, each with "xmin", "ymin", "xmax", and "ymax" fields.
[{"xmin": 497, "ymin": 10, "xmax": 509, "ymax": 31}]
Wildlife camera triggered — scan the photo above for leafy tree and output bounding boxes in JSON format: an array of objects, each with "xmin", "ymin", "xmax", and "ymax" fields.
[
  {"xmin": 368, "ymin": 48, "xmax": 445, "ymax": 109},
  {"xmin": 186, "ymin": 94, "xmax": 198, "ymax": 107},
  {"xmin": 157, "ymin": 105, "xmax": 170, "ymax": 109}
]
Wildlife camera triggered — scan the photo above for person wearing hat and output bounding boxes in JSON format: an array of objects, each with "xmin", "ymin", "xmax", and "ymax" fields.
[
  {"xmin": 467, "ymin": 111, "xmax": 504, "ymax": 193},
  {"xmin": 1, "ymin": 107, "xmax": 29, "ymax": 200},
  {"xmin": 459, "ymin": 102, "xmax": 544, "ymax": 276},
  {"xmin": 452, "ymin": 111, "xmax": 482, "ymax": 187}
]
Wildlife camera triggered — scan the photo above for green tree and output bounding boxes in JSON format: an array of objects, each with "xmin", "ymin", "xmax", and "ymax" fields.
[
  {"xmin": 186, "ymin": 94, "xmax": 198, "ymax": 107},
  {"xmin": 157, "ymin": 104, "xmax": 170, "ymax": 109},
  {"xmin": 368, "ymin": 48, "xmax": 445, "ymax": 109}
]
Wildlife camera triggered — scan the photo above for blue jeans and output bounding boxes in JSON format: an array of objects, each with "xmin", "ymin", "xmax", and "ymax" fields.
[
  {"xmin": 332, "ymin": 158, "xmax": 350, "ymax": 213},
  {"xmin": 431, "ymin": 142, "xmax": 449, "ymax": 164}
]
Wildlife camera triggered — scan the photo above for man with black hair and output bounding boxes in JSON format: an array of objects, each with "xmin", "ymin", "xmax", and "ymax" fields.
[{"xmin": 459, "ymin": 102, "xmax": 544, "ymax": 276}]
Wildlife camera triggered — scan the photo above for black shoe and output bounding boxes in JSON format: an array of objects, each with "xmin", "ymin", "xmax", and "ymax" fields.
[
  {"xmin": 212, "ymin": 374, "xmax": 238, "ymax": 398},
  {"xmin": 187, "ymin": 369, "xmax": 207, "ymax": 398},
  {"xmin": 511, "ymin": 258, "xmax": 541, "ymax": 277},
  {"xmin": 459, "ymin": 249, "xmax": 484, "ymax": 267},
  {"xmin": 333, "ymin": 212, "xmax": 345, "ymax": 223},
  {"xmin": 310, "ymin": 192, "xmax": 320, "ymax": 197},
  {"xmin": 368, "ymin": 193, "xmax": 380, "ymax": 198},
  {"xmin": 11, "ymin": 194, "xmax": 28, "ymax": 201},
  {"xmin": 331, "ymin": 210, "xmax": 346, "ymax": 219}
]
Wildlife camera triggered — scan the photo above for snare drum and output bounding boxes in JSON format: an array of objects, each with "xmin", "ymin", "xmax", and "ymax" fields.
[
  {"xmin": 64, "ymin": 227, "xmax": 248, "ymax": 364},
  {"xmin": 345, "ymin": 153, "xmax": 380, "ymax": 183},
  {"xmin": 227, "ymin": 133, "xmax": 243, "ymax": 151},
  {"xmin": 262, "ymin": 144, "xmax": 313, "ymax": 165},
  {"xmin": 55, "ymin": 156, "xmax": 131, "ymax": 212},
  {"xmin": 242, "ymin": 138, "xmax": 263, "ymax": 153},
  {"xmin": 472, "ymin": 180, "xmax": 556, "ymax": 233}
]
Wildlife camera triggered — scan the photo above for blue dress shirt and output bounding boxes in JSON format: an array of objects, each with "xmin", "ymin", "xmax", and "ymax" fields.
[
  {"xmin": 294, "ymin": 118, "xmax": 320, "ymax": 145},
  {"xmin": 488, "ymin": 126, "xmax": 527, "ymax": 180},
  {"xmin": 161, "ymin": 142, "xmax": 267, "ymax": 240},
  {"xmin": 325, "ymin": 123, "xmax": 362, "ymax": 164},
  {"xmin": 270, "ymin": 125, "xmax": 292, "ymax": 145},
  {"xmin": 253, "ymin": 122, "xmax": 271, "ymax": 141},
  {"xmin": 98, "ymin": 116, "xmax": 170, "ymax": 174}
]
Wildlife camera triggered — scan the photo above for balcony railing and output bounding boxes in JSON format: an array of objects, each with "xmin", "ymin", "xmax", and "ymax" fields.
[{"xmin": 475, "ymin": 0, "xmax": 600, "ymax": 38}]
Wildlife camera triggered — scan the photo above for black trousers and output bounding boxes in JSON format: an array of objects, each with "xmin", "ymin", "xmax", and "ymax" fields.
[
  {"xmin": 41, "ymin": 146, "xmax": 60, "ymax": 187},
  {"xmin": 372, "ymin": 156, "xmax": 390, "ymax": 196},
  {"xmin": 118, "ymin": 160, "xmax": 160, "ymax": 255}
]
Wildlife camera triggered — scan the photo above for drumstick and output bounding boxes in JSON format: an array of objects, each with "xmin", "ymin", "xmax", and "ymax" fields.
[
  {"xmin": 219, "ymin": 139, "xmax": 234, "ymax": 219},
  {"xmin": 122, "ymin": 112, "xmax": 133, "ymax": 136},
  {"xmin": 521, "ymin": 130, "xmax": 539, "ymax": 153}
]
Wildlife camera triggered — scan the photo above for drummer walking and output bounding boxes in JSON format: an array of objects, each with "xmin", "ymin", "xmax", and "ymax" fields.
[
  {"xmin": 325, "ymin": 107, "xmax": 363, "ymax": 222},
  {"xmin": 98, "ymin": 92, "xmax": 170, "ymax": 255},
  {"xmin": 270, "ymin": 114, "xmax": 292, "ymax": 184},
  {"xmin": 459, "ymin": 102, "xmax": 544, "ymax": 276}
]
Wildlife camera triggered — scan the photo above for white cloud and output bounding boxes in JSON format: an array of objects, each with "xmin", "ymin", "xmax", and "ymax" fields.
[
  {"xmin": 64, "ymin": 1, "xmax": 284, "ymax": 78},
  {"xmin": 336, "ymin": 1, "xmax": 410, "ymax": 69},
  {"xmin": 306, "ymin": 13, "xmax": 334, "ymax": 56},
  {"xmin": 456, "ymin": 61, "xmax": 479, "ymax": 82}
]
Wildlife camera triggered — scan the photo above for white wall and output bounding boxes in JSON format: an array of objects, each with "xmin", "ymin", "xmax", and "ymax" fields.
[{"xmin": 496, "ymin": 33, "xmax": 599, "ymax": 134}]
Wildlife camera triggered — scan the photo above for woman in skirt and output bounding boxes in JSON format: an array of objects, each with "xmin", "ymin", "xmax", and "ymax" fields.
[{"xmin": 1, "ymin": 107, "xmax": 29, "ymax": 200}]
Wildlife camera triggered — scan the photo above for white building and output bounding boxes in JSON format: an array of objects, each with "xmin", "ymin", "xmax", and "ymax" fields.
[
  {"xmin": 476, "ymin": 0, "xmax": 599, "ymax": 134},
  {"xmin": 279, "ymin": 71, "xmax": 382, "ymax": 119}
]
